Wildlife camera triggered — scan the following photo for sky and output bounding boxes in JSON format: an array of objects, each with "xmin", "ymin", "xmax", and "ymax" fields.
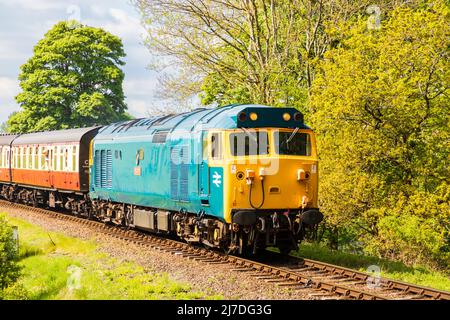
[{"xmin": 0, "ymin": 0, "xmax": 179, "ymax": 125}]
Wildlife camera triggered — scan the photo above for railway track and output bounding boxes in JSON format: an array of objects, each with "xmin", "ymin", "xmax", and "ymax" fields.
[{"xmin": 2, "ymin": 199, "xmax": 449, "ymax": 300}]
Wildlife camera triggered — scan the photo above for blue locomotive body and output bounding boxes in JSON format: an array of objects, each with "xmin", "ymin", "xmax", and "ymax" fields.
[
  {"xmin": 89, "ymin": 104, "xmax": 246, "ymax": 221},
  {"xmin": 89, "ymin": 104, "xmax": 321, "ymax": 253}
]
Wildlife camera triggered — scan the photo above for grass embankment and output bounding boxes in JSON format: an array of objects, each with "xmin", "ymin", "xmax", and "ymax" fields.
[
  {"xmin": 3, "ymin": 214, "xmax": 222, "ymax": 300},
  {"xmin": 284, "ymin": 242, "xmax": 450, "ymax": 292}
]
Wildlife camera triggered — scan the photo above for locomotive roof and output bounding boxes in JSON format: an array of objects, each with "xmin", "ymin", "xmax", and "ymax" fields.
[
  {"xmin": 11, "ymin": 126, "xmax": 101, "ymax": 145},
  {"xmin": 96, "ymin": 104, "xmax": 310, "ymax": 139}
]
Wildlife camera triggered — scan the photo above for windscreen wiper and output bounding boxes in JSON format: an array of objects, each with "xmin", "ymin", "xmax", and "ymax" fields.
[
  {"xmin": 241, "ymin": 127, "xmax": 258, "ymax": 142},
  {"xmin": 283, "ymin": 127, "xmax": 299, "ymax": 149}
]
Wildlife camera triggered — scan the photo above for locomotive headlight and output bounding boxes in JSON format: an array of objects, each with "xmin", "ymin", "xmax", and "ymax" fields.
[
  {"xmin": 249, "ymin": 112, "xmax": 258, "ymax": 121},
  {"xmin": 246, "ymin": 169, "xmax": 255, "ymax": 185},
  {"xmin": 238, "ymin": 112, "xmax": 247, "ymax": 122},
  {"xmin": 297, "ymin": 169, "xmax": 310, "ymax": 181},
  {"xmin": 282, "ymin": 113, "xmax": 291, "ymax": 121}
]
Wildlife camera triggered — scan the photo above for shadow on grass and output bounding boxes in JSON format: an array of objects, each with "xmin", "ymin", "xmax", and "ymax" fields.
[{"xmin": 19, "ymin": 243, "xmax": 43, "ymax": 259}]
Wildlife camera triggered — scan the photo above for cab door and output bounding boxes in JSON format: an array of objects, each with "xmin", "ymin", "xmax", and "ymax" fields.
[{"xmin": 198, "ymin": 131, "xmax": 209, "ymax": 205}]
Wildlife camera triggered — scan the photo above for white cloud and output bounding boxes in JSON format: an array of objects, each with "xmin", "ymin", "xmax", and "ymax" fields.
[
  {"xmin": 123, "ymin": 78, "xmax": 159, "ymax": 96},
  {"xmin": 0, "ymin": 76, "xmax": 20, "ymax": 123},
  {"xmin": 126, "ymin": 98, "xmax": 150, "ymax": 117},
  {"xmin": 0, "ymin": 0, "xmax": 65, "ymax": 11},
  {"xmin": 83, "ymin": 7, "xmax": 146, "ymax": 40},
  {"xmin": 0, "ymin": 77, "xmax": 20, "ymax": 100}
]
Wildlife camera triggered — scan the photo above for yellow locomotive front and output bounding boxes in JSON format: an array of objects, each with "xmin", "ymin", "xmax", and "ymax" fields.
[{"xmin": 220, "ymin": 123, "xmax": 323, "ymax": 254}]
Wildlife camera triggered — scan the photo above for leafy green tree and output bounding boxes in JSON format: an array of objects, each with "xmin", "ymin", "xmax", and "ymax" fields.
[
  {"xmin": 0, "ymin": 215, "xmax": 21, "ymax": 297},
  {"xmin": 310, "ymin": 2, "xmax": 449, "ymax": 266},
  {"xmin": 136, "ymin": 0, "xmax": 413, "ymax": 110},
  {"xmin": 7, "ymin": 21, "xmax": 131, "ymax": 133}
]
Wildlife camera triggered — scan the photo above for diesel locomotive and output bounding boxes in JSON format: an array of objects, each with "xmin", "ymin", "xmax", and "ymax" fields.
[{"xmin": 0, "ymin": 104, "xmax": 323, "ymax": 254}]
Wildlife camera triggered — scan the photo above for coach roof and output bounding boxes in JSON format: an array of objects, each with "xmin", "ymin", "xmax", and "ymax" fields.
[
  {"xmin": 0, "ymin": 134, "xmax": 19, "ymax": 146},
  {"xmin": 12, "ymin": 127, "xmax": 101, "ymax": 145}
]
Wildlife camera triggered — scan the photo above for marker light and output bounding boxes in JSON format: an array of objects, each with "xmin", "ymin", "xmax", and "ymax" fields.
[
  {"xmin": 283, "ymin": 113, "xmax": 291, "ymax": 121},
  {"xmin": 294, "ymin": 112, "xmax": 302, "ymax": 122},
  {"xmin": 250, "ymin": 112, "xmax": 258, "ymax": 121}
]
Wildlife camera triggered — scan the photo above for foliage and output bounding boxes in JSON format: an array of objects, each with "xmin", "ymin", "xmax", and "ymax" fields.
[
  {"xmin": 7, "ymin": 21, "xmax": 131, "ymax": 133},
  {"xmin": 136, "ymin": 0, "xmax": 414, "ymax": 110},
  {"xmin": 310, "ymin": 2, "xmax": 449, "ymax": 268},
  {"xmin": 0, "ymin": 214, "xmax": 21, "ymax": 297}
]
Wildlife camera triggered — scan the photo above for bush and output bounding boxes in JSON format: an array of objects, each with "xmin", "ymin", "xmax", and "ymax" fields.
[
  {"xmin": 0, "ymin": 214, "xmax": 22, "ymax": 298},
  {"xmin": 364, "ymin": 187, "xmax": 450, "ymax": 269}
]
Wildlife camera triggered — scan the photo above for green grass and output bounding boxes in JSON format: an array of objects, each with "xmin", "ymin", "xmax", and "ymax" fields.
[
  {"xmin": 280, "ymin": 242, "xmax": 450, "ymax": 292},
  {"xmin": 3, "ymin": 214, "xmax": 222, "ymax": 300}
]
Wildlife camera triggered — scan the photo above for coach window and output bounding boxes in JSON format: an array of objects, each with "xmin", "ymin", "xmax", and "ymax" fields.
[
  {"xmin": 72, "ymin": 146, "xmax": 77, "ymax": 172},
  {"xmin": 59, "ymin": 146, "xmax": 64, "ymax": 171},
  {"xmin": 63, "ymin": 147, "xmax": 68, "ymax": 171},
  {"xmin": 30, "ymin": 147, "xmax": 33, "ymax": 169},
  {"xmin": 40, "ymin": 147, "xmax": 45, "ymax": 169},
  {"xmin": 47, "ymin": 148, "xmax": 52, "ymax": 170},
  {"xmin": 33, "ymin": 147, "xmax": 37, "ymax": 169},
  {"xmin": 57, "ymin": 146, "xmax": 60, "ymax": 171},
  {"xmin": 0, "ymin": 147, "xmax": 3, "ymax": 168},
  {"xmin": 39, "ymin": 147, "xmax": 43, "ymax": 169},
  {"xmin": 17, "ymin": 147, "xmax": 21, "ymax": 169},
  {"xmin": 53, "ymin": 147, "xmax": 57, "ymax": 171},
  {"xmin": 25, "ymin": 147, "xmax": 28, "ymax": 169},
  {"xmin": 210, "ymin": 133, "xmax": 222, "ymax": 160},
  {"xmin": 57, "ymin": 146, "xmax": 61, "ymax": 171},
  {"xmin": 22, "ymin": 147, "xmax": 25, "ymax": 169},
  {"xmin": 23, "ymin": 147, "xmax": 26, "ymax": 169},
  {"xmin": 28, "ymin": 147, "xmax": 31, "ymax": 169},
  {"xmin": 29, "ymin": 147, "xmax": 33, "ymax": 169}
]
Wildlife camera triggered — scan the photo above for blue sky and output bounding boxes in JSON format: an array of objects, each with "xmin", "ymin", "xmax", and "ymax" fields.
[{"xmin": 0, "ymin": 0, "xmax": 174, "ymax": 124}]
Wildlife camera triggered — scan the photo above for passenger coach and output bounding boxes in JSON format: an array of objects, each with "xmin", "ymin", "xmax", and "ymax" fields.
[{"xmin": 0, "ymin": 127, "xmax": 99, "ymax": 209}]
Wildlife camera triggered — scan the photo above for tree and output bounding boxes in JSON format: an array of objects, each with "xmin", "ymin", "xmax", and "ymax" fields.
[
  {"xmin": 7, "ymin": 21, "xmax": 131, "ymax": 133},
  {"xmin": 0, "ymin": 215, "xmax": 21, "ymax": 296},
  {"xmin": 310, "ymin": 1, "xmax": 449, "ymax": 266},
  {"xmin": 135, "ymin": 0, "xmax": 413, "ymax": 109},
  {"xmin": 135, "ymin": 0, "xmax": 327, "ymax": 110}
]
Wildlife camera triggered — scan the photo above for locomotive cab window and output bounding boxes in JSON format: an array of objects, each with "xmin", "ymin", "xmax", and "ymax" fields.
[
  {"xmin": 229, "ymin": 130, "xmax": 269, "ymax": 156},
  {"xmin": 274, "ymin": 130, "xmax": 311, "ymax": 156},
  {"xmin": 210, "ymin": 133, "xmax": 222, "ymax": 160}
]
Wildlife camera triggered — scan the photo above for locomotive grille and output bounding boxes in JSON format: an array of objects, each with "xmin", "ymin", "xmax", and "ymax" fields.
[
  {"xmin": 106, "ymin": 150, "xmax": 112, "ymax": 189},
  {"xmin": 101, "ymin": 150, "xmax": 106, "ymax": 187},
  {"xmin": 94, "ymin": 149, "xmax": 113, "ymax": 189},
  {"xmin": 95, "ymin": 150, "xmax": 101, "ymax": 187}
]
